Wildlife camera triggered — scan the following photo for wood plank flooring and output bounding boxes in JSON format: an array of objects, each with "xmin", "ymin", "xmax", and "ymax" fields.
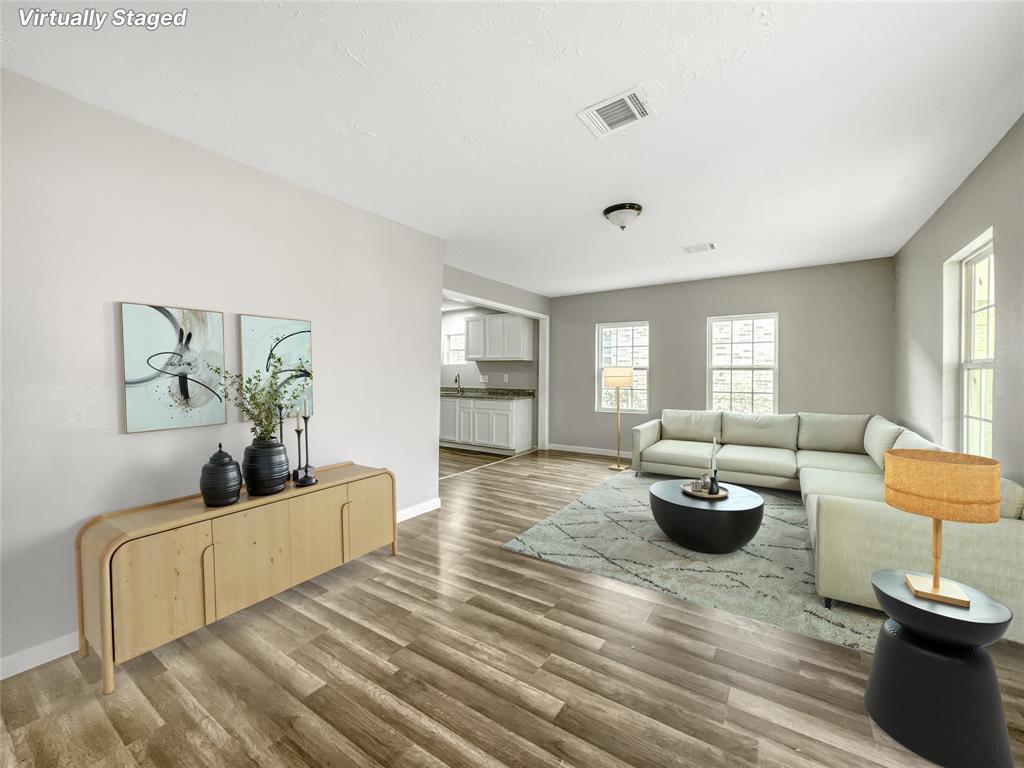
[
  {"xmin": 438, "ymin": 447, "xmax": 507, "ymax": 478},
  {"xmin": 3, "ymin": 449, "xmax": 1022, "ymax": 767}
]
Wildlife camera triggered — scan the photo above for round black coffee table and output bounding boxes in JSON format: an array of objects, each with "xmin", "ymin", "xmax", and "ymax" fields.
[
  {"xmin": 648, "ymin": 480, "xmax": 764, "ymax": 554},
  {"xmin": 865, "ymin": 569, "xmax": 1013, "ymax": 768}
]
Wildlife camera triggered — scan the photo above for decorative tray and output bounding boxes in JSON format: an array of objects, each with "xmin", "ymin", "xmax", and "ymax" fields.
[{"xmin": 681, "ymin": 485, "xmax": 729, "ymax": 500}]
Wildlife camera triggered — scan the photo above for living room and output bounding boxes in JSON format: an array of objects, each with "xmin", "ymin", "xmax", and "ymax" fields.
[{"xmin": 2, "ymin": 3, "xmax": 1022, "ymax": 767}]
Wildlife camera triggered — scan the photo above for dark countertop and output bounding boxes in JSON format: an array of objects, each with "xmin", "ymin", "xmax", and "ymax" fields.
[{"xmin": 441, "ymin": 387, "xmax": 535, "ymax": 401}]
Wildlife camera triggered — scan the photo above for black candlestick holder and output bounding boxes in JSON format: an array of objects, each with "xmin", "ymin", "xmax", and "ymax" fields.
[
  {"xmin": 277, "ymin": 404, "xmax": 285, "ymax": 445},
  {"xmin": 296, "ymin": 414, "xmax": 317, "ymax": 486}
]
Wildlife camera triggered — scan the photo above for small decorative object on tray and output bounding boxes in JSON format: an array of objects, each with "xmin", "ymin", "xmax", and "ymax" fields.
[{"xmin": 682, "ymin": 482, "xmax": 730, "ymax": 500}]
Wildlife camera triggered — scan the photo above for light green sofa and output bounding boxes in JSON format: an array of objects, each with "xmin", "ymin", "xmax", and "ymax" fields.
[{"xmin": 632, "ymin": 410, "xmax": 1024, "ymax": 642}]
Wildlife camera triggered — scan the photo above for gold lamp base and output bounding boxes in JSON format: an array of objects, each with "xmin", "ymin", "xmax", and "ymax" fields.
[
  {"xmin": 905, "ymin": 573, "xmax": 971, "ymax": 608},
  {"xmin": 608, "ymin": 462, "xmax": 629, "ymax": 471}
]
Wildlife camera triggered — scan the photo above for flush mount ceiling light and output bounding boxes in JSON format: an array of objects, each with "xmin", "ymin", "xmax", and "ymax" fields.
[{"xmin": 603, "ymin": 202, "xmax": 643, "ymax": 231}]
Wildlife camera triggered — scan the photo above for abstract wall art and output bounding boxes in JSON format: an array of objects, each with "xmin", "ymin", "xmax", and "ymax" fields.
[
  {"xmin": 240, "ymin": 314, "xmax": 313, "ymax": 416},
  {"xmin": 121, "ymin": 303, "xmax": 227, "ymax": 433}
]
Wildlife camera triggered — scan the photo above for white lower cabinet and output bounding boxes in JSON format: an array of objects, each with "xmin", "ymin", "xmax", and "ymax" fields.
[{"xmin": 440, "ymin": 396, "xmax": 533, "ymax": 453}]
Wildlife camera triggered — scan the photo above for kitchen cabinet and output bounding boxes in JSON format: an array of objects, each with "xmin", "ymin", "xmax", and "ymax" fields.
[
  {"xmin": 440, "ymin": 396, "xmax": 533, "ymax": 454},
  {"xmin": 465, "ymin": 314, "xmax": 534, "ymax": 361},
  {"xmin": 440, "ymin": 398, "xmax": 458, "ymax": 442}
]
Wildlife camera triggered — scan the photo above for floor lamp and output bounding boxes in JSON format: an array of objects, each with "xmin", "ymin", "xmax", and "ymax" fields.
[{"xmin": 604, "ymin": 367, "xmax": 634, "ymax": 471}]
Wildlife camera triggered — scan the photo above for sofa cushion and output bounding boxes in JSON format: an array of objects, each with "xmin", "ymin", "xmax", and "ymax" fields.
[
  {"xmin": 643, "ymin": 439, "xmax": 713, "ymax": 468},
  {"xmin": 864, "ymin": 415, "xmax": 904, "ymax": 470},
  {"xmin": 1001, "ymin": 478, "xmax": 1024, "ymax": 520},
  {"xmin": 797, "ymin": 413, "xmax": 870, "ymax": 453},
  {"xmin": 798, "ymin": 467, "xmax": 885, "ymax": 504},
  {"xmin": 721, "ymin": 412, "xmax": 798, "ymax": 450},
  {"xmin": 661, "ymin": 410, "xmax": 721, "ymax": 442},
  {"xmin": 892, "ymin": 429, "xmax": 945, "ymax": 452},
  {"xmin": 797, "ymin": 450, "xmax": 881, "ymax": 475},
  {"xmin": 716, "ymin": 444, "xmax": 797, "ymax": 478}
]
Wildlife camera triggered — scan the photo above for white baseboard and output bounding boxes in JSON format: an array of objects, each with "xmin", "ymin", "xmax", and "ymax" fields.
[
  {"xmin": 1, "ymin": 631, "xmax": 79, "ymax": 680},
  {"xmin": 1, "ymin": 496, "xmax": 441, "ymax": 681},
  {"xmin": 397, "ymin": 496, "xmax": 441, "ymax": 522},
  {"xmin": 547, "ymin": 443, "xmax": 632, "ymax": 460}
]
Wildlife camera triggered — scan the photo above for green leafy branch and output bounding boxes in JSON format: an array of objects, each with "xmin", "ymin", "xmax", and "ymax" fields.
[{"xmin": 208, "ymin": 354, "xmax": 311, "ymax": 441}]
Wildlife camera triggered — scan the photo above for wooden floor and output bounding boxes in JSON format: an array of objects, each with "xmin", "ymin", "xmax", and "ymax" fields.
[
  {"xmin": 438, "ymin": 446, "xmax": 506, "ymax": 478},
  {"xmin": 3, "ymin": 450, "xmax": 1022, "ymax": 768}
]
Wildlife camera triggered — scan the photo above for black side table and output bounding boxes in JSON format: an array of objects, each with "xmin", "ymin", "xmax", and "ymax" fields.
[{"xmin": 865, "ymin": 569, "xmax": 1013, "ymax": 768}]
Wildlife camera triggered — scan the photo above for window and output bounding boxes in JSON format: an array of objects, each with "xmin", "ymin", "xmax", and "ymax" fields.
[
  {"xmin": 707, "ymin": 313, "xmax": 778, "ymax": 414},
  {"xmin": 595, "ymin": 321, "xmax": 649, "ymax": 413},
  {"xmin": 961, "ymin": 241, "xmax": 995, "ymax": 456},
  {"xmin": 444, "ymin": 333, "xmax": 465, "ymax": 364}
]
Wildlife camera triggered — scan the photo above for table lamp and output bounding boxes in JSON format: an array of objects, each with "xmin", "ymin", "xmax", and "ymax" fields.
[
  {"xmin": 884, "ymin": 449, "xmax": 1000, "ymax": 608},
  {"xmin": 603, "ymin": 367, "xmax": 633, "ymax": 471}
]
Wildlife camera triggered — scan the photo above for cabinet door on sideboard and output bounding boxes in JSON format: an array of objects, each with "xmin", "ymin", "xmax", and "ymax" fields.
[
  {"xmin": 111, "ymin": 520, "xmax": 213, "ymax": 663},
  {"xmin": 290, "ymin": 485, "xmax": 347, "ymax": 584},
  {"xmin": 345, "ymin": 474, "xmax": 394, "ymax": 561},
  {"xmin": 212, "ymin": 500, "xmax": 291, "ymax": 619}
]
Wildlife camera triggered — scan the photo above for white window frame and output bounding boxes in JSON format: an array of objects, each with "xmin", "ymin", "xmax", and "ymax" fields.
[
  {"xmin": 706, "ymin": 312, "xmax": 779, "ymax": 414},
  {"xmin": 960, "ymin": 240, "xmax": 995, "ymax": 456},
  {"xmin": 444, "ymin": 332, "xmax": 466, "ymax": 365},
  {"xmin": 595, "ymin": 321, "xmax": 650, "ymax": 414}
]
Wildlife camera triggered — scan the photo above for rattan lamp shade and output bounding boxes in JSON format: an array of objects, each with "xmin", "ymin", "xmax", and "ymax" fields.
[
  {"xmin": 602, "ymin": 367, "xmax": 634, "ymax": 388},
  {"xmin": 884, "ymin": 449, "xmax": 1000, "ymax": 523}
]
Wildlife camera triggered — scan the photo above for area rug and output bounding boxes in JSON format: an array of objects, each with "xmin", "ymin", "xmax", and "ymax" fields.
[{"xmin": 503, "ymin": 471, "xmax": 883, "ymax": 651}]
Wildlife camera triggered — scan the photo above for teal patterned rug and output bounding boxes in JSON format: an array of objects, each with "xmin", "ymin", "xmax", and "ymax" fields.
[{"xmin": 503, "ymin": 471, "xmax": 883, "ymax": 650}]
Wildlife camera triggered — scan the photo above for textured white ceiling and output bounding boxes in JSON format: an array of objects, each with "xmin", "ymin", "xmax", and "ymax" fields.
[{"xmin": 3, "ymin": 2, "xmax": 1022, "ymax": 297}]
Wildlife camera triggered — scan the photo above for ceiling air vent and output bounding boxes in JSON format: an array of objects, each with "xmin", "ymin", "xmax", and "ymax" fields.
[
  {"xmin": 682, "ymin": 242, "xmax": 717, "ymax": 255},
  {"xmin": 577, "ymin": 87, "xmax": 653, "ymax": 138}
]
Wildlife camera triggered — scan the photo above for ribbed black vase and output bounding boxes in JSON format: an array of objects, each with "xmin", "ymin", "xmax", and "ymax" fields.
[
  {"xmin": 242, "ymin": 439, "xmax": 290, "ymax": 496},
  {"xmin": 199, "ymin": 443, "xmax": 242, "ymax": 507}
]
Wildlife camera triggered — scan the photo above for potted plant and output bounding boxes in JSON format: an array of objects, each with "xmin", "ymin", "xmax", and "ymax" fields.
[{"xmin": 211, "ymin": 354, "xmax": 311, "ymax": 496}]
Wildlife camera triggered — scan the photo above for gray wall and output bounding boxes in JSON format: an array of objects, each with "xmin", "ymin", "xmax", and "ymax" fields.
[
  {"xmin": 549, "ymin": 258, "xmax": 896, "ymax": 451},
  {"xmin": 440, "ymin": 308, "xmax": 539, "ymax": 390},
  {"xmin": 443, "ymin": 265, "xmax": 551, "ymax": 316},
  {"xmin": 1, "ymin": 73, "xmax": 445, "ymax": 662},
  {"xmin": 894, "ymin": 115, "xmax": 1023, "ymax": 482}
]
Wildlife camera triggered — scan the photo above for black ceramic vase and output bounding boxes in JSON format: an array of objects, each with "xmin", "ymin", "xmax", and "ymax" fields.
[
  {"xmin": 242, "ymin": 439, "xmax": 290, "ymax": 496},
  {"xmin": 199, "ymin": 443, "xmax": 243, "ymax": 507}
]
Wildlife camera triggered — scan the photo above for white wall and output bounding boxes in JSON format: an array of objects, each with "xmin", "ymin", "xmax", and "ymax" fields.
[
  {"xmin": 549, "ymin": 258, "xmax": 897, "ymax": 452},
  {"xmin": 0, "ymin": 73, "xmax": 445, "ymax": 665},
  {"xmin": 894, "ymin": 116, "xmax": 1023, "ymax": 483}
]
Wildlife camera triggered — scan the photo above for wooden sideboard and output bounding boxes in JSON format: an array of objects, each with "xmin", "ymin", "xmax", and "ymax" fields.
[{"xmin": 76, "ymin": 461, "xmax": 396, "ymax": 693}]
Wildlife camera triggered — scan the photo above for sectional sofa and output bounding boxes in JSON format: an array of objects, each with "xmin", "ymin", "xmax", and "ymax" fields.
[{"xmin": 632, "ymin": 410, "xmax": 1024, "ymax": 642}]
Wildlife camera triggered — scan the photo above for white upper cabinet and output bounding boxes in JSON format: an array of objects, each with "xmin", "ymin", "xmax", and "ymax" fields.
[
  {"xmin": 465, "ymin": 314, "xmax": 534, "ymax": 361},
  {"xmin": 465, "ymin": 317, "xmax": 486, "ymax": 360}
]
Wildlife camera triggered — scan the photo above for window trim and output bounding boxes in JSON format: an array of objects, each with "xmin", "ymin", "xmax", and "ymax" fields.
[
  {"xmin": 594, "ymin": 320, "xmax": 650, "ymax": 415},
  {"xmin": 960, "ymin": 241, "xmax": 995, "ymax": 456},
  {"xmin": 444, "ymin": 332, "xmax": 466, "ymax": 365},
  {"xmin": 706, "ymin": 312, "xmax": 779, "ymax": 415}
]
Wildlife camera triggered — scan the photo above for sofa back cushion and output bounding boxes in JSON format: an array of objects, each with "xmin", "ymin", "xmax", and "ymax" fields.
[
  {"xmin": 864, "ymin": 415, "xmax": 904, "ymax": 470},
  {"xmin": 893, "ymin": 429, "xmax": 945, "ymax": 453},
  {"xmin": 797, "ymin": 413, "xmax": 870, "ymax": 453},
  {"xmin": 661, "ymin": 410, "xmax": 721, "ymax": 442},
  {"xmin": 722, "ymin": 412, "xmax": 798, "ymax": 450},
  {"xmin": 1000, "ymin": 478, "xmax": 1024, "ymax": 520}
]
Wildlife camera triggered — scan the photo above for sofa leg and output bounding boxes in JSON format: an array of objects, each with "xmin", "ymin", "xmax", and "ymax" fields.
[
  {"xmin": 824, "ymin": 597, "xmax": 833, "ymax": 610},
  {"xmin": 634, "ymin": 471, "xmax": 640, "ymax": 477}
]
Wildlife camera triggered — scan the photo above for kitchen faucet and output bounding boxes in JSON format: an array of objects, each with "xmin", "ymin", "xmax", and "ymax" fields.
[{"xmin": 454, "ymin": 372, "xmax": 463, "ymax": 395}]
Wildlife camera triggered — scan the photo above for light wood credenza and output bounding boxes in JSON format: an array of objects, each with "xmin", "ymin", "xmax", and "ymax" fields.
[{"xmin": 76, "ymin": 461, "xmax": 396, "ymax": 693}]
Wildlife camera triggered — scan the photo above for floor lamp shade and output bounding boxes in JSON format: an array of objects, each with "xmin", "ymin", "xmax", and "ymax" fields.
[
  {"xmin": 603, "ymin": 367, "xmax": 634, "ymax": 389},
  {"xmin": 884, "ymin": 449, "xmax": 1000, "ymax": 607}
]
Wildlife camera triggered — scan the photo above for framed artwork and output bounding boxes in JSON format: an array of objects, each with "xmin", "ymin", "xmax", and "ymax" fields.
[
  {"xmin": 121, "ymin": 303, "xmax": 227, "ymax": 433},
  {"xmin": 240, "ymin": 314, "xmax": 313, "ymax": 416}
]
